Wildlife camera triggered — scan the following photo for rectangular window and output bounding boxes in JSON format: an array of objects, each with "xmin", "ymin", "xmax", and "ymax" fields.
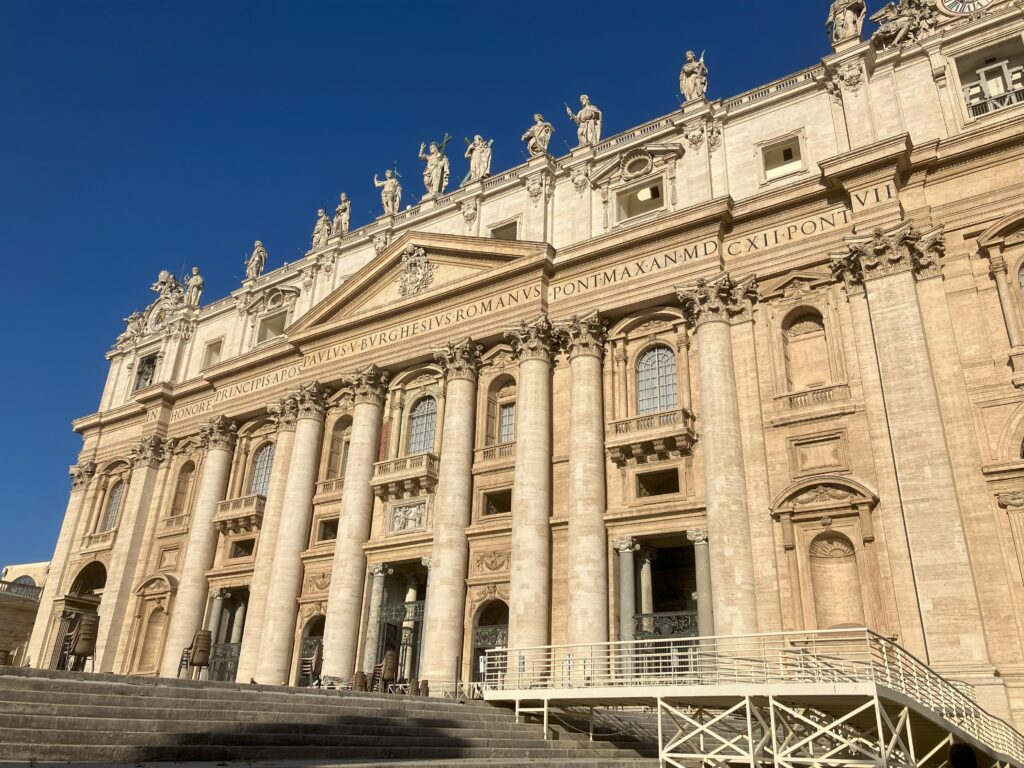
[
  {"xmin": 637, "ymin": 468, "xmax": 681, "ymax": 498},
  {"xmin": 498, "ymin": 402, "xmax": 516, "ymax": 444},
  {"xmin": 133, "ymin": 354, "xmax": 158, "ymax": 392},
  {"xmin": 258, "ymin": 311, "xmax": 287, "ymax": 343},
  {"xmin": 958, "ymin": 41, "xmax": 1024, "ymax": 117},
  {"xmin": 491, "ymin": 221, "xmax": 518, "ymax": 241},
  {"xmin": 483, "ymin": 489, "xmax": 513, "ymax": 516},
  {"xmin": 230, "ymin": 539, "xmax": 256, "ymax": 558},
  {"xmin": 202, "ymin": 339, "xmax": 223, "ymax": 368},
  {"xmin": 616, "ymin": 180, "xmax": 664, "ymax": 222},
  {"xmin": 762, "ymin": 137, "xmax": 803, "ymax": 182},
  {"xmin": 317, "ymin": 518, "xmax": 339, "ymax": 542}
]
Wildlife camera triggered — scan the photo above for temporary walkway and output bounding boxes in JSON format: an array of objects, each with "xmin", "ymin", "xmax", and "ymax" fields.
[{"xmin": 481, "ymin": 629, "xmax": 1024, "ymax": 768}]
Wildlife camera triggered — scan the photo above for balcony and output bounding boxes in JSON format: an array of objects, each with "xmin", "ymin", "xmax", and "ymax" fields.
[
  {"xmin": 775, "ymin": 382, "xmax": 850, "ymax": 411},
  {"xmin": 159, "ymin": 514, "xmax": 190, "ymax": 536},
  {"xmin": 474, "ymin": 442, "xmax": 516, "ymax": 467},
  {"xmin": 213, "ymin": 494, "xmax": 266, "ymax": 534},
  {"xmin": 81, "ymin": 529, "xmax": 116, "ymax": 550},
  {"xmin": 371, "ymin": 453, "xmax": 439, "ymax": 502},
  {"xmin": 314, "ymin": 477, "xmax": 345, "ymax": 502},
  {"xmin": 606, "ymin": 408, "xmax": 696, "ymax": 467},
  {"xmin": 967, "ymin": 88, "xmax": 1024, "ymax": 117},
  {"xmin": 633, "ymin": 611, "xmax": 698, "ymax": 640},
  {"xmin": 0, "ymin": 580, "xmax": 43, "ymax": 601}
]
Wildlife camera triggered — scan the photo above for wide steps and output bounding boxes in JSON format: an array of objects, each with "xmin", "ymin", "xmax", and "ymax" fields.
[{"xmin": 14, "ymin": 760, "xmax": 658, "ymax": 768}]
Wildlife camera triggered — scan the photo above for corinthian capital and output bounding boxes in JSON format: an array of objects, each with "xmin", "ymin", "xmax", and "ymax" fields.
[
  {"xmin": 70, "ymin": 461, "xmax": 97, "ymax": 490},
  {"xmin": 199, "ymin": 415, "xmax": 238, "ymax": 452},
  {"xmin": 346, "ymin": 364, "xmax": 390, "ymax": 406},
  {"xmin": 611, "ymin": 536, "xmax": 640, "ymax": 554},
  {"xmin": 293, "ymin": 381, "xmax": 332, "ymax": 420},
  {"xmin": 686, "ymin": 528, "xmax": 708, "ymax": 545},
  {"xmin": 830, "ymin": 221, "xmax": 945, "ymax": 287},
  {"xmin": 556, "ymin": 311, "xmax": 608, "ymax": 360},
  {"xmin": 676, "ymin": 272, "xmax": 759, "ymax": 329},
  {"xmin": 435, "ymin": 338, "xmax": 483, "ymax": 382},
  {"xmin": 267, "ymin": 394, "xmax": 299, "ymax": 433},
  {"xmin": 130, "ymin": 435, "xmax": 167, "ymax": 468},
  {"xmin": 504, "ymin": 314, "xmax": 556, "ymax": 363},
  {"xmin": 368, "ymin": 562, "xmax": 394, "ymax": 578}
]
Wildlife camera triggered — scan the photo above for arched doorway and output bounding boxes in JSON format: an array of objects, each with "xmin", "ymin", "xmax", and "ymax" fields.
[
  {"xmin": 51, "ymin": 562, "xmax": 107, "ymax": 670},
  {"xmin": 296, "ymin": 615, "xmax": 325, "ymax": 687},
  {"xmin": 471, "ymin": 600, "xmax": 508, "ymax": 682}
]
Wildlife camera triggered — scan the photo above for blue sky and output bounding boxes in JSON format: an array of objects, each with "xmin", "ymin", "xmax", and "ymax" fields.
[{"xmin": 0, "ymin": 0, "xmax": 841, "ymax": 568}]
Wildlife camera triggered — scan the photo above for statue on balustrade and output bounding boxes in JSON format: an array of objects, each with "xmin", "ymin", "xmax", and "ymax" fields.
[
  {"xmin": 566, "ymin": 94, "xmax": 602, "ymax": 146},
  {"xmin": 246, "ymin": 241, "xmax": 267, "ymax": 281},
  {"xmin": 463, "ymin": 135, "xmax": 493, "ymax": 184},
  {"xmin": 679, "ymin": 50, "xmax": 708, "ymax": 102},
  {"xmin": 184, "ymin": 267, "xmax": 204, "ymax": 307},
  {"xmin": 521, "ymin": 114, "xmax": 554, "ymax": 157},
  {"xmin": 419, "ymin": 136, "xmax": 452, "ymax": 197},
  {"xmin": 826, "ymin": 0, "xmax": 866, "ymax": 43},
  {"xmin": 374, "ymin": 168, "xmax": 403, "ymax": 215},
  {"xmin": 311, "ymin": 209, "xmax": 332, "ymax": 250},
  {"xmin": 332, "ymin": 193, "xmax": 351, "ymax": 237}
]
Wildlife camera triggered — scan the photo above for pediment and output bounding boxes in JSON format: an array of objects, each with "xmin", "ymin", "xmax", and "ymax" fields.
[
  {"xmin": 759, "ymin": 269, "xmax": 833, "ymax": 300},
  {"xmin": 590, "ymin": 143, "xmax": 685, "ymax": 188},
  {"xmin": 289, "ymin": 231, "xmax": 552, "ymax": 337}
]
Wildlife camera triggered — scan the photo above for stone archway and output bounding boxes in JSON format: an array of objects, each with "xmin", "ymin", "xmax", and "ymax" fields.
[
  {"xmin": 127, "ymin": 574, "xmax": 177, "ymax": 676},
  {"xmin": 470, "ymin": 600, "xmax": 509, "ymax": 682}
]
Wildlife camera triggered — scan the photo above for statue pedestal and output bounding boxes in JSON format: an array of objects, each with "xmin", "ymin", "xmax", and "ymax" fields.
[
  {"xmin": 832, "ymin": 36, "xmax": 863, "ymax": 55},
  {"xmin": 681, "ymin": 97, "xmax": 707, "ymax": 115}
]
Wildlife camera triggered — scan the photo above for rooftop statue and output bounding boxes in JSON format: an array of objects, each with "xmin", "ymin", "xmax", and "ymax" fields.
[
  {"xmin": 566, "ymin": 94, "xmax": 602, "ymax": 147},
  {"xmin": 521, "ymin": 114, "xmax": 554, "ymax": 157},
  {"xmin": 332, "ymin": 193, "xmax": 351, "ymax": 237},
  {"xmin": 374, "ymin": 168, "xmax": 403, "ymax": 215},
  {"xmin": 184, "ymin": 267, "xmax": 204, "ymax": 307},
  {"xmin": 150, "ymin": 270, "xmax": 185, "ymax": 305},
  {"xmin": 680, "ymin": 50, "xmax": 709, "ymax": 103},
  {"xmin": 246, "ymin": 240, "xmax": 268, "ymax": 281},
  {"xmin": 871, "ymin": 0, "xmax": 938, "ymax": 49},
  {"xmin": 419, "ymin": 136, "xmax": 452, "ymax": 197},
  {"xmin": 463, "ymin": 135, "xmax": 493, "ymax": 184},
  {"xmin": 117, "ymin": 311, "xmax": 146, "ymax": 346},
  {"xmin": 311, "ymin": 208, "xmax": 332, "ymax": 250},
  {"xmin": 826, "ymin": 0, "xmax": 867, "ymax": 43}
]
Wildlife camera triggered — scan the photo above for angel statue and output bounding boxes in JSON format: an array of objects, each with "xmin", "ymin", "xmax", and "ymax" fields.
[
  {"xmin": 311, "ymin": 208, "xmax": 332, "ymax": 250},
  {"xmin": 419, "ymin": 136, "xmax": 452, "ymax": 197},
  {"xmin": 374, "ymin": 168, "xmax": 403, "ymax": 215},
  {"xmin": 826, "ymin": 0, "xmax": 866, "ymax": 44},
  {"xmin": 521, "ymin": 114, "xmax": 554, "ymax": 157},
  {"xmin": 679, "ymin": 50, "xmax": 709, "ymax": 103},
  {"xmin": 566, "ymin": 94, "xmax": 602, "ymax": 146},
  {"xmin": 246, "ymin": 240, "xmax": 268, "ymax": 280},
  {"xmin": 463, "ymin": 135, "xmax": 493, "ymax": 184}
]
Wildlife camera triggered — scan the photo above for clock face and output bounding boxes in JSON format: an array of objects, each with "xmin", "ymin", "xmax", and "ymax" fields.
[
  {"xmin": 150, "ymin": 304, "xmax": 170, "ymax": 331},
  {"xmin": 940, "ymin": 0, "xmax": 992, "ymax": 14}
]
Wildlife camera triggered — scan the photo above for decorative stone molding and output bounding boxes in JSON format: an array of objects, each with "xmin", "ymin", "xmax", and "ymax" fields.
[
  {"xmin": 435, "ymin": 337, "xmax": 484, "ymax": 382},
  {"xmin": 70, "ymin": 461, "xmax": 97, "ymax": 490},
  {"xmin": 504, "ymin": 315, "xmax": 556, "ymax": 363},
  {"xmin": 199, "ymin": 416, "xmax": 238, "ymax": 452},
  {"xmin": 304, "ymin": 571, "xmax": 331, "ymax": 593},
  {"xmin": 421, "ymin": 556, "xmax": 432, "ymax": 571},
  {"xmin": 997, "ymin": 492, "xmax": 1024, "ymax": 511},
  {"xmin": 684, "ymin": 122, "xmax": 705, "ymax": 150},
  {"xmin": 398, "ymin": 246, "xmax": 434, "ymax": 297},
  {"xmin": 372, "ymin": 231, "xmax": 391, "ymax": 255},
  {"xmin": 824, "ymin": 60, "xmax": 864, "ymax": 100},
  {"xmin": 130, "ymin": 436, "xmax": 167, "ymax": 468},
  {"xmin": 870, "ymin": 0, "xmax": 939, "ymax": 51},
  {"xmin": 267, "ymin": 394, "xmax": 300, "ymax": 433},
  {"xmin": 474, "ymin": 550, "xmax": 511, "ymax": 574},
  {"xmin": 557, "ymin": 311, "xmax": 608, "ymax": 360},
  {"xmin": 368, "ymin": 562, "xmax": 394, "ymax": 578},
  {"xmin": 676, "ymin": 272, "xmax": 759, "ymax": 329},
  {"xmin": 346, "ymin": 364, "xmax": 390, "ymax": 406},
  {"xmin": 570, "ymin": 163, "xmax": 591, "ymax": 195},
  {"xmin": 611, "ymin": 536, "xmax": 640, "ymax": 554},
  {"xmin": 293, "ymin": 381, "xmax": 332, "ymax": 420},
  {"xmin": 706, "ymin": 122, "xmax": 723, "ymax": 153},
  {"xmin": 468, "ymin": 582, "xmax": 510, "ymax": 614},
  {"xmin": 686, "ymin": 528, "xmax": 709, "ymax": 545},
  {"xmin": 830, "ymin": 221, "xmax": 945, "ymax": 288},
  {"xmin": 299, "ymin": 600, "xmax": 327, "ymax": 621},
  {"xmin": 239, "ymin": 284, "xmax": 301, "ymax": 319},
  {"xmin": 389, "ymin": 500, "xmax": 426, "ymax": 533},
  {"xmin": 458, "ymin": 199, "xmax": 479, "ymax": 227}
]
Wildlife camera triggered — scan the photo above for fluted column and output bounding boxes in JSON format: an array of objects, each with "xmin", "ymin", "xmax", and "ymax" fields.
[
  {"xmin": 26, "ymin": 462, "xmax": 96, "ymax": 667},
  {"xmin": 97, "ymin": 436, "xmax": 168, "ymax": 670},
  {"xmin": 612, "ymin": 537, "xmax": 639, "ymax": 642},
  {"xmin": 559, "ymin": 313, "xmax": 611, "ymax": 647},
  {"xmin": 322, "ymin": 364, "xmax": 389, "ymax": 681},
  {"xmin": 421, "ymin": 338, "xmax": 482, "ymax": 685},
  {"xmin": 160, "ymin": 416, "xmax": 237, "ymax": 676},
  {"xmin": 676, "ymin": 273, "xmax": 760, "ymax": 636},
  {"xmin": 362, "ymin": 562, "xmax": 393, "ymax": 673},
  {"xmin": 255, "ymin": 382, "xmax": 331, "ymax": 684},
  {"xmin": 504, "ymin": 316, "xmax": 555, "ymax": 651},
  {"xmin": 687, "ymin": 529, "xmax": 714, "ymax": 637},
  {"xmin": 235, "ymin": 395, "xmax": 298, "ymax": 682}
]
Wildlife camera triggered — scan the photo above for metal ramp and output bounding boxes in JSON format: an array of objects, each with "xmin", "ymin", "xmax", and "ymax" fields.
[{"xmin": 480, "ymin": 629, "xmax": 1024, "ymax": 767}]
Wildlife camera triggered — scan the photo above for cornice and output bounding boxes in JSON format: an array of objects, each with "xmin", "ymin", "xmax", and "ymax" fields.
[{"xmin": 819, "ymin": 133, "xmax": 914, "ymax": 188}]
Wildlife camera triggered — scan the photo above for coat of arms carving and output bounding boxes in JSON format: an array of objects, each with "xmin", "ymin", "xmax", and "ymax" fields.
[{"xmin": 398, "ymin": 246, "xmax": 434, "ymax": 297}]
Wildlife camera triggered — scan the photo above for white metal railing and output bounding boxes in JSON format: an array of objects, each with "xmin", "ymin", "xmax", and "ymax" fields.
[
  {"xmin": 482, "ymin": 628, "xmax": 1024, "ymax": 762},
  {"xmin": 966, "ymin": 88, "xmax": 1024, "ymax": 117}
]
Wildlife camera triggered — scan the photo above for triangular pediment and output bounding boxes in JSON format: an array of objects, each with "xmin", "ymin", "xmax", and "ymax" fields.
[
  {"xmin": 289, "ymin": 231, "xmax": 552, "ymax": 340},
  {"xmin": 759, "ymin": 268, "xmax": 833, "ymax": 300}
]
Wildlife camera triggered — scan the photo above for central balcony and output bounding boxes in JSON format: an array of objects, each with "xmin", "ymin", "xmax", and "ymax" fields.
[
  {"xmin": 213, "ymin": 494, "xmax": 266, "ymax": 534},
  {"xmin": 474, "ymin": 442, "xmax": 516, "ymax": 468},
  {"xmin": 371, "ymin": 453, "xmax": 439, "ymax": 502},
  {"xmin": 606, "ymin": 408, "xmax": 697, "ymax": 467}
]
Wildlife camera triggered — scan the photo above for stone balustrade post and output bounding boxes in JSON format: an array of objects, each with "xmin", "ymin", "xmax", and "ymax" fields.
[
  {"xmin": 322, "ymin": 365, "xmax": 389, "ymax": 681},
  {"xmin": 504, "ymin": 316, "xmax": 555, "ymax": 651},
  {"xmin": 254, "ymin": 382, "xmax": 331, "ymax": 684},
  {"xmin": 421, "ymin": 338, "xmax": 482, "ymax": 686},
  {"xmin": 676, "ymin": 273, "xmax": 760, "ymax": 637},
  {"xmin": 161, "ymin": 416, "xmax": 237, "ymax": 677},
  {"xmin": 362, "ymin": 563, "xmax": 393, "ymax": 674}
]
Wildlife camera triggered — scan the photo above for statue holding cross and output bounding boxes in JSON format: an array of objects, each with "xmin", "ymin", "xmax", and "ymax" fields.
[{"xmin": 419, "ymin": 134, "xmax": 452, "ymax": 197}]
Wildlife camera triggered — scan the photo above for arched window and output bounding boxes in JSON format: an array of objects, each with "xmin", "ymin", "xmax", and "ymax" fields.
[
  {"xmin": 249, "ymin": 443, "xmax": 275, "ymax": 497},
  {"xmin": 636, "ymin": 346, "xmax": 678, "ymax": 414},
  {"xmin": 782, "ymin": 308, "xmax": 830, "ymax": 391},
  {"xmin": 100, "ymin": 481, "xmax": 125, "ymax": 532},
  {"xmin": 326, "ymin": 419, "xmax": 352, "ymax": 480},
  {"xmin": 406, "ymin": 397, "xmax": 437, "ymax": 455},
  {"xmin": 12, "ymin": 575, "xmax": 35, "ymax": 586},
  {"xmin": 485, "ymin": 377, "xmax": 517, "ymax": 446},
  {"xmin": 169, "ymin": 461, "xmax": 195, "ymax": 517}
]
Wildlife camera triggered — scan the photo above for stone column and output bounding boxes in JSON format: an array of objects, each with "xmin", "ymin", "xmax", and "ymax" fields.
[
  {"xmin": 638, "ymin": 549, "xmax": 656, "ymax": 616},
  {"xmin": 612, "ymin": 537, "xmax": 639, "ymax": 642},
  {"xmin": 421, "ymin": 338, "xmax": 482, "ymax": 685},
  {"xmin": 831, "ymin": 223, "xmax": 989, "ymax": 668},
  {"xmin": 25, "ymin": 462, "xmax": 96, "ymax": 667},
  {"xmin": 416, "ymin": 556, "xmax": 432, "ymax": 677},
  {"xmin": 254, "ymin": 382, "xmax": 331, "ymax": 684},
  {"xmin": 675, "ymin": 328, "xmax": 692, "ymax": 410},
  {"xmin": 229, "ymin": 598, "xmax": 247, "ymax": 645},
  {"xmin": 160, "ymin": 416, "xmax": 237, "ymax": 677},
  {"xmin": 235, "ymin": 395, "xmax": 298, "ymax": 682},
  {"xmin": 504, "ymin": 316, "xmax": 555, "ymax": 651},
  {"xmin": 322, "ymin": 365, "xmax": 389, "ymax": 681},
  {"xmin": 96, "ymin": 436, "xmax": 168, "ymax": 671},
  {"xmin": 207, "ymin": 590, "xmax": 226, "ymax": 644},
  {"xmin": 676, "ymin": 273, "xmax": 760, "ymax": 636},
  {"xmin": 362, "ymin": 563, "xmax": 393, "ymax": 673},
  {"xmin": 559, "ymin": 313, "xmax": 611, "ymax": 648},
  {"xmin": 984, "ymin": 250, "xmax": 1024, "ymax": 385},
  {"xmin": 997, "ymin": 493, "xmax": 1024, "ymax": 582},
  {"xmin": 687, "ymin": 529, "xmax": 714, "ymax": 637},
  {"xmin": 401, "ymin": 574, "xmax": 419, "ymax": 681}
]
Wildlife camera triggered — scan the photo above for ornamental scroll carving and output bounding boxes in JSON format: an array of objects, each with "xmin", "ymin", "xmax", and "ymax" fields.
[
  {"xmin": 793, "ymin": 484, "xmax": 856, "ymax": 506},
  {"xmin": 474, "ymin": 550, "xmax": 511, "ymax": 574},
  {"xmin": 130, "ymin": 436, "xmax": 167, "ymax": 468},
  {"xmin": 70, "ymin": 461, "xmax": 97, "ymax": 490},
  {"xmin": 676, "ymin": 272, "xmax": 759, "ymax": 329},
  {"xmin": 398, "ymin": 246, "xmax": 434, "ymax": 297},
  {"xmin": 200, "ymin": 416, "xmax": 238, "ymax": 452},
  {"xmin": 345, "ymin": 364, "xmax": 390, "ymax": 406},
  {"xmin": 468, "ymin": 583, "xmax": 510, "ymax": 613},
  {"xmin": 268, "ymin": 394, "xmax": 300, "ymax": 433},
  {"xmin": 556, "ymin": 311, "xmax": 608, "ymax": 360},
  {"xmin": 504, "ymin": 315, "xmax": 556, "ymax": 363},
  {"xmin": 435, "ymin": 338, "xmax": 484, "ymax": 382},
  {"xmin": 293, "ymin": 381, "xmax": 332, "ymax": 420},
  {"xmin": 305, "ymin": 571, "xmax": 331, "ymax": 593},
  {"xmin": 830, "ymin": 221, "xmax": 945, "ymax": 288}
]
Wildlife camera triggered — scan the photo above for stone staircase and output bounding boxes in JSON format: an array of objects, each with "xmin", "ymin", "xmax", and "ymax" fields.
[{"xmin": 0, "ymin": 668, "xmax": 658, "ymax": 766}]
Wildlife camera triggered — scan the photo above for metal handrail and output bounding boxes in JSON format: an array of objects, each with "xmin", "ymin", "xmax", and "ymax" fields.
[{"xmin": 482, "ymin": 628, "xmax": 1024, "ymax": 762}]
